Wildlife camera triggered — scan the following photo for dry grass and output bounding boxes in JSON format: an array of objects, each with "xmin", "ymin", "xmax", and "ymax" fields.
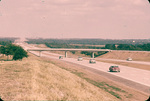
[
  {"xmin": 99, "ymin": 51, "xmax": 150, "ymax": 62},
  {"xmin": 0, "ymin": 54, "xmax": 118, "ymax": 101},
  {"xmin": 0, "ymin": 54, "xmax": 13, "ymax": 61},
  {"xmin": 70, "ymin": 44, "xmax": 105, "ymax": 47},
  {"xmin": 32, "ymin": 44, "xmax": 48, "ymax": 48}
]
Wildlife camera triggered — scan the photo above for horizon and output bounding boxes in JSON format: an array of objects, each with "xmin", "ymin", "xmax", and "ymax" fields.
[{"xmin": 1, "ymin": 36, "xmax": 150, "ymax": 40}]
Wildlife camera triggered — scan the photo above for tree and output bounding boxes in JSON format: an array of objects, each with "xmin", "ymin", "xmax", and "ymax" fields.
[
  {"xmin": 13, "ymin": 46, "xmax": 28, "ymax": 60},
  {"xmin": 105, "ymin": 44, "xmax": 116, "ymax": 50},
  {"xmin": 6, "ymin": 44, "xmax": 18, "ymax": 55},
  {"xmin": 0, "ymin": 44, "xmax": 28, "ymax": 61},
  {"xmin": 0, "ymin": 45, "xmax": 10, "ymax": 60},
  {"xmin": 0, "ymin": 46, "xmax": 5, "ymax": 54}
]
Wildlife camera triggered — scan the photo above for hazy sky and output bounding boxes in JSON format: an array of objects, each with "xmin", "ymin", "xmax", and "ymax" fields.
[{"xmin": 0, "ymin": 0, "xmax": 150, "ymax": 39}]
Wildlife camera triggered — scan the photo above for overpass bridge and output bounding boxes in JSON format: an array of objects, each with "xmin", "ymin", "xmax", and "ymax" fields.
[{"xmin": 27, "ymin": 48, "xmax": 111, "ymax": 58}]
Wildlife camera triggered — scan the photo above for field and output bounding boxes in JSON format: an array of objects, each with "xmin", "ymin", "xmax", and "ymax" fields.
[{"xmin": 0, "ymin": 54, "xmax": 119, "ymax": 101}]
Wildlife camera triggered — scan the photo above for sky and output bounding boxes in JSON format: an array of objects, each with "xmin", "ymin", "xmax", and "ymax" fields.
[{"xmin": 0, "ymin": 0, "xmax": 150, "ymax": 39}]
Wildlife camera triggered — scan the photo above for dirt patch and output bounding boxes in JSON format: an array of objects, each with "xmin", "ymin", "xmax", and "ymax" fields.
[{"xmin": 32, "ymin": 44, "xmax": 48, "ymax": 48}]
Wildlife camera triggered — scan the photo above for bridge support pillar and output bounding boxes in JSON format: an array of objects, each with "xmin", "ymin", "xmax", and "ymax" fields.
[
  {"xmin": 65, "ymin": 51, "xmax": 67, "ymax": 58},
  {"xmin": 92, "ymin": 52, "xmax": 95, "ymax": 58}
]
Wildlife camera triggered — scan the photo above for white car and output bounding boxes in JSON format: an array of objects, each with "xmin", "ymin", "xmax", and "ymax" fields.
[
  {"xmin": 126, "ymin": 57, "xmax": 132, "ymax": 61},
  {"xmin": 89, "ymin": 58, "xmax": 96, "ymax": 63},
  {"xmin": 78, "ymin": 57, "xmax": 83, "ymax": 61}
]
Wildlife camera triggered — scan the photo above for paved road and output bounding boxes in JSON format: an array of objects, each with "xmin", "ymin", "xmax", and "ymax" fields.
[
  {"xmin": 97, "ymin": 58, "xmax": 150, "ymax": 66},
  {"xmin": 18, "ymin": 42, "xmax": 150, "ymax": 94},
  {"xmin": 41, "ymin": 52, "xmax": 150, "ymax": 87}
]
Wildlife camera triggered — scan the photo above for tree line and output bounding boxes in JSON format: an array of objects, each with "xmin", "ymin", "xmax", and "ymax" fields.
[
  {"xmin": 105, "ymin": 44, "xmax": 150, "ymax": 51},
  {"xmin": 45, "ymin": 43, "xmax": 108, "ymax": 57},
  {"xmin": 81, "ymin": 51, "xmax": 108, "ymax": 58},
  {"xmin": 0, "ymin": 42, "xmax": 28, "ymax": 60},
  {"xmin": 26, "ymin": 38, "xmax": 150, "ymax": 57},
  {"xmin": 45, "ymin": 43, "xmax": 102, "ymax": 49},
  {"xmin": 26, "ymin": 38, "xmax": 150, "ymax": 45}
]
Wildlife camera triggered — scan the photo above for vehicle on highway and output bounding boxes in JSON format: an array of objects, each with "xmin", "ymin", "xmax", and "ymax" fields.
[
  {"xmin": 126, "ymin": 57, "xmax": 132, "ymax": 61},
  {"xmin": 78, "ymin": 57, "xmax": 83, "ymax": 61},
  {"xmin": 109, "ymin": 66, "xmax": 120, "ymax": 72},
  {"xmin": 89, "ymin": 58, "xmax": 96, "ymax": 63},
  {"xmin": 59, "ymin": 56, "xmax": 63, "ymax": 59}
]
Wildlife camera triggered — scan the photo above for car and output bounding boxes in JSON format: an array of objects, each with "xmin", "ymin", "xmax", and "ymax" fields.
[
  {"xmin": 126, "ymin": 57, "xmax": 132, "ymax": 61},
  {"xmin": 89, "ymin": 58, "xmax": 96, "ymax": 63},
  {"xmin": 109, "ymin": 66, "xmax": 120, "ymax": 72},
  {"xmin": 59, "ymin": 56, "xmax": 63, "ymax": 59},
  {"xmin": 78, "ymin": 57, "xmax": 83, "ymax": 61}
]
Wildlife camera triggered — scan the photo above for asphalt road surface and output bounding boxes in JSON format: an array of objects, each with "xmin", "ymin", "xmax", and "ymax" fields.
[{"xmin": 97, "ymin": 58, "xmax": 150, "ymax": 66}]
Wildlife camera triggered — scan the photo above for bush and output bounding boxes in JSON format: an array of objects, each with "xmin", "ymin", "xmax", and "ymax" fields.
[
  {"xmin": 13, "ymin": 46, "xmax": 28, "ymax": 60},
  {"xmin": 0, "ymin": 44, "xmax": 28, "ymax": 61}
]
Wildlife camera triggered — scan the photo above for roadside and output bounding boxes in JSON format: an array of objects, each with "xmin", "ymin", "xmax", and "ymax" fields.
[
  {"xmin": 42, "ymin": 56, "xmax": 149, "ymax": 101},
  {"xmin": 97, "ymin": 59, "xmax": 150, "ymax": 71},
  {"xmin": 99, "ymin": 51, "xmax": 150, "ymax": 62}
]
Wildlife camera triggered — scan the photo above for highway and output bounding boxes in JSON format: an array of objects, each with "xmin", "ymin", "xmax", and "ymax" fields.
[
  {"xmin": 18, "ymin": 42, "xmax": 150, "ymax": 94},
  {"xmin": 97, "ymin": 58, "xmax": 150, "ymax": 66}
]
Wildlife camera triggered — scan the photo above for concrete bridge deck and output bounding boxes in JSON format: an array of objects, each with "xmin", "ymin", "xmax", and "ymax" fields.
[
  {"xmin": 27, "ymin": 48, "xmax": 111, "ymax": 58},
  {"xmin": 27, "ymin": 48, "xmax": 111, "ymax": 52}
]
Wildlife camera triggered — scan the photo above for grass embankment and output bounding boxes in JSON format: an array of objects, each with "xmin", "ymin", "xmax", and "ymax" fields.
[
  {"xmin": 99, "ymin": 51, "xmax": 150, "ymax": 62},
  {"xmin": 0, "ymin": 54, "xmax": 118, "ymax": 101}
]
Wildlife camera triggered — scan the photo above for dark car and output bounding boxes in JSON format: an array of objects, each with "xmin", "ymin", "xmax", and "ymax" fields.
[{"xmin": 109, "ymin": 66, "xmax": 120, "ymax": 72}]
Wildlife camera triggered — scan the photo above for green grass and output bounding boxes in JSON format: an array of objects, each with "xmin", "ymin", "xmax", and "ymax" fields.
[
  {"xmin": 14, "ymin": 70, "xmax": 21, "ymax": 72},
  {"xmin": 84, "ymin": 78, "xmax": 123, "ymax": 99},
  {"xmin": 105, "ymin": 83, "xmax": 126, "ymax": 92},
  {"xmin": 71, "ymin": 70, "xmax": 85, "ymax": 77}
]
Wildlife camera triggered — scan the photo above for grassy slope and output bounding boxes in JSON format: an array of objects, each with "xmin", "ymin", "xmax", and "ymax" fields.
[
  {"xmin": 99, "ymin": 51, "xmax": 150, "ymax": 62},
  {"xmin": 0, "ymin": 54, "xmax": 118, "ymax": 101}
]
